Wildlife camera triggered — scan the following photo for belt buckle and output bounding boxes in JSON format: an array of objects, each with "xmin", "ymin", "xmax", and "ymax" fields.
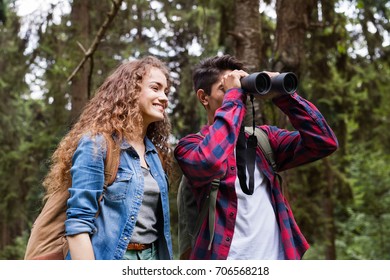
[{"xmin": 127, "ymin": 242, "xmax": 152, "ymax": 251}]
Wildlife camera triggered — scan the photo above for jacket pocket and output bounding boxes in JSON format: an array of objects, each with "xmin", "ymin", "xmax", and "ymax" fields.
[{"xmin": 104, "ymin": 170, "xmax": 133, "ymax": 201}]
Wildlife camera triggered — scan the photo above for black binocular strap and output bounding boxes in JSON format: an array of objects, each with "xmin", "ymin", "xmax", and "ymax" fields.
[
  {"xmin": 236, "ymin": 94, "xmax": 257, "ymax": 195},
  {"xmin": 236, "ymin": 126, "xmax": 258, "ymax": 195}
]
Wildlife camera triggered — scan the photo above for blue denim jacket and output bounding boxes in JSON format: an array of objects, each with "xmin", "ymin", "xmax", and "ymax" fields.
[{"xmin": 64, "ymin": 134, "xmax": 173, "ymax": 260}]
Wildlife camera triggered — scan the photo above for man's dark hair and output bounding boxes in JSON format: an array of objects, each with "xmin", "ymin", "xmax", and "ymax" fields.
[{"xmin": 193, "ymin": 55, "xmax": 245, "ymax": 95}]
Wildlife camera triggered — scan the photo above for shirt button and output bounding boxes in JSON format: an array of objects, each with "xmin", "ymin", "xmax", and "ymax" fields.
[
  {"xmin": 131, "ymin": 216, "xmax": 135, "ymax": 220},
  {"xmin": 229, "ymin": 212, "xmax": 234, "ymax": 217},
  {"xmin": 226, "ymin": 237, "xmax": 231, "ymax": 242},
  {"xmin": 124, "ymin": 237, "xmax": 128, "ymax": 240},
  {"xmin": 230, "ymin": 167, "xmax": 235, "ymax": 170}
]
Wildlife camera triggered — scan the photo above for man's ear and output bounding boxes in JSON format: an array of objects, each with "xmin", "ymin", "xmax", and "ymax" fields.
[{"xmin": 197, "ymin": 89, "xmax": 209, "ymax": 107}]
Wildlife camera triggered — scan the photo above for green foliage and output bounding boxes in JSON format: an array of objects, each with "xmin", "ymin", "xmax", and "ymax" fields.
[
  {"xmin": 0, "ymin": 232, "xmax": 29, "ymax": 260},
  {"xmin": 0, "ymin": 7, "xmax": 47, "ymax": 257},
  {"xmin": 336, "ymin": 146, "xmax": 390, "ymax": 259},
  {"xmin": 1, "ymin": 0, "xmax": 390, "ymax": 260}
]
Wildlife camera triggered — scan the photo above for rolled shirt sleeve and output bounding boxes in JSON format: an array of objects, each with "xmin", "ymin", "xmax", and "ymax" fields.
[{"xmin": 65, "ymin": 134, "xmax": 106, "ymax": 236}]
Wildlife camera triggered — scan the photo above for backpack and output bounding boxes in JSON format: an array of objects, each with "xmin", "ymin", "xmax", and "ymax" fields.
[
  {"xmin": 177, "ymin": 127, "xmax": 280, "ymax": 259},
  {"xmin": 24, "ymin": 133, "xmax": 121, "ymax": 260}
]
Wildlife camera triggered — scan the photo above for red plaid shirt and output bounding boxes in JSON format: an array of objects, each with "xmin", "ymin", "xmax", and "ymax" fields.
[{"xmin": 174, "ymin": 88, "xmax": 338, "ymax": 260}]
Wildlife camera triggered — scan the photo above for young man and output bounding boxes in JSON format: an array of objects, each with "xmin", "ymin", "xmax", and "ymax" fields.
[{"xmin": 174, "ymin": 55, "xmax": 338, "ymax": 260}]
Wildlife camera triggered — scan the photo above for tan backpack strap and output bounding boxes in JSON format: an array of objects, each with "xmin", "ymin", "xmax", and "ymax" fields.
[
  {"xmin": 102, "ymin": 133, "xmax": 121, "ymax": 189},
  {"xmin": 95, "ymin": 133, "xmax": 120, "ymax": 218},
  {"xmin": 245, "ymin": 126, "xmax": 277, "ymax": 171}
]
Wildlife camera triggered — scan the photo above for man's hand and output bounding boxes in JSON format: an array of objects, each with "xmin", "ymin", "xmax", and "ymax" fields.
[{"xmin": 221, "ymin": 70, "xmax": 248, "ymax": 91}]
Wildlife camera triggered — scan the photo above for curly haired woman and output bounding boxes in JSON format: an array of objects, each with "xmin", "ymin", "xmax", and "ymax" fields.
[{"xmin": 43, "ymin": 56, "xmax": 173, "ymax": 260}]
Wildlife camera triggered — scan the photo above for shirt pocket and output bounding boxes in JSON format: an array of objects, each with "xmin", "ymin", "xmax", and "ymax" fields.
[{"xmin": 104, "ymin": 170, "xmax": 133, "ymax": 201}]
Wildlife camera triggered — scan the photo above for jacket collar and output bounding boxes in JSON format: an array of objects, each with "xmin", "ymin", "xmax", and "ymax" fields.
[{"xmin": 119, "ymin": 136, "xmax": 157, "ymax": 154}]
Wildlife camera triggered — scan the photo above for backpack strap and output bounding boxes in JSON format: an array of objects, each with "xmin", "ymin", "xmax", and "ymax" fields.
[
  {"xmin": 245, "ymin": 126, "xmax": 283, "ymax": 194},
  {"xmin": 193, "ymin": 178, "xmax": 219, "ymax": 251},
  {"xmin": 96, "ymin": 133, "xmax": 121, "ymax": 218},
  {"xmin": 245, "ymin": 126, "xmax": 277, "ymax": 172},
  {"xmin": 207, "ymin": 179, "xmax": 219, "ymax": 250},
  {"xmin": 102, "ymin": 133, "xmax": 121, "ymax": 189},
  {"xmin": 191, "ymin": 131, "xmax": 220, "ymax": 251}
]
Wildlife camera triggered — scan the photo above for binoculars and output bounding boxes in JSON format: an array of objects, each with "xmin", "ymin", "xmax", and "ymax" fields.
[{"xmin": 241, "ymin": 72, "xmax": 298, "ymax": 96}]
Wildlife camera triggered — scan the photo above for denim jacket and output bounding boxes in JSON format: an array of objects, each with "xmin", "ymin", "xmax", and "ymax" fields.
[{"xmin": 65, "ymin": 133, "xmax": 173, "ymax": 260}]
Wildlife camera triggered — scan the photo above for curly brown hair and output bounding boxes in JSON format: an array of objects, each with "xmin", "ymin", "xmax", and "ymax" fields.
[{"xmin": 43, "ymin": 56, "xmax": 172, "ymax": 197}]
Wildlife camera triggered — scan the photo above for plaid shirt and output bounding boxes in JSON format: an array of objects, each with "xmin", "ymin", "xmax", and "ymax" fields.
[{"xmin": 174, "ymin": 88, "xmax": 338, "ymax": 260}]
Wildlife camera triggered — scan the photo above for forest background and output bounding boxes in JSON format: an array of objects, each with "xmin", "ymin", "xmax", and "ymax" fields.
[{"xmin": 0, "ymin": 0, "xmax": 389, "ymax": 260}]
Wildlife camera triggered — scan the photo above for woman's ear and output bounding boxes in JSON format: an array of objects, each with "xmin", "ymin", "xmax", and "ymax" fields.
[{"xmin": 197, "ymin": 89, "xmax": 209, "ymax": 107}]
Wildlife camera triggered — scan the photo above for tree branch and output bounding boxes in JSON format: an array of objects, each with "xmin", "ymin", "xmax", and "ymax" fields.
[{"xmin": 66, "ymin": 0, "xmax": 123, "ymax": 83}]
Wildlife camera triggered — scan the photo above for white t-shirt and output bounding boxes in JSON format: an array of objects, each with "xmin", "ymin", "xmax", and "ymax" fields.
[{"xmin": 227, "ymin": 162, "xmax": 285, "ymax": 260}]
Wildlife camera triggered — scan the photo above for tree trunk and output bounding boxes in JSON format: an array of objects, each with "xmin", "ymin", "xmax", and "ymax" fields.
[
  {"xmin": 69, "ymin": 0, "xmax": 91, "ymax": 124},
  {"xmin": 232, "ymin": 0, "xmax": 262, "ymax": 72},
  {"xmin": 232, "ymin": 0, "xmax": 263, "ymax": 126},
  {"xmin": 273, "ymin": 1, "xmax": 340, "ymax": 258},
  {"xmin": 274, "ymin": 0, "xmax": 316, "ymax": 74},
  {"xmin": 274, "ymin": 0, "xmax": 316, "ymax": 129}
]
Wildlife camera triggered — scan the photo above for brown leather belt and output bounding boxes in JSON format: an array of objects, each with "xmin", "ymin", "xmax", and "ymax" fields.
[{"xmin": 127, "ymin": 242, "xmax": 153, "ymax": 251}]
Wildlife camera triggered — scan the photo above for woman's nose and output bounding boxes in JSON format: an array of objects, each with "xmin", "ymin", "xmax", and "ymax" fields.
[{"xmin": 159, "ymin": 92, "xmax": 169, "ymax": 103}]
